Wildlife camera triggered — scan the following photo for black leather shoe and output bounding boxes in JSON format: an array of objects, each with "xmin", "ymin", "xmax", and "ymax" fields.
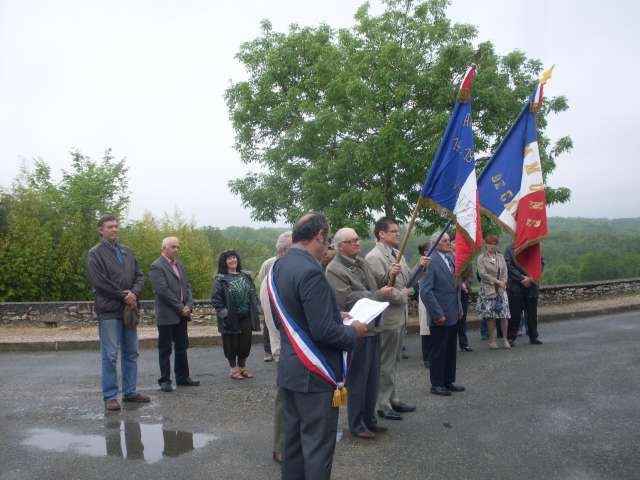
[
  {"xmin": 461, "ymin": 346, "xmax": 474, "ymax": 352},
  {"xmin": 177, "ymin": 377, "xmax": 200, "ymax": 386},
  {"xmin": 377, "ymin": 408, "xmax": 403, "ymax": 420},
  {"xmin": 159, "ymin": 382, "xmax": 173, "ymax": 392},
  {"xmin": 430, "ymin": 386, "xmax": 452, "ymax": 396},
  {"xmin": 367, "ymin": 424, "xmax": 388, "ymax": 433},
  {"xmin": 530, "ymin": 338, "xmax": 543, "ymax": 345},
  {"xmin": 445, "ymin": 383, "xmax": 465, "ymax": 392},
  {"xmin": 352, "ymin": 430, "xmax": 376, "ymax": 439},
  {"xmin": 391, "ymin": 401, "xmax": 416, "ymax": 413}
]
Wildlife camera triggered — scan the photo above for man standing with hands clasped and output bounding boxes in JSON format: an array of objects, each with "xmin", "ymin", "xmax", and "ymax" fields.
[
  {"xmin": 149, "ymin": 236, "xmax": 200, "ymax": 393},
  {"xmin": 87, "ymin": 215, "xmax": 149, "ymax": 411},
  {"xmin": 420, "ymin": 232, "xmax": 465, "ymax": 396},
  {"xmin": 269, "ymin": 213, "xmax": 367, "ymax": 480}
]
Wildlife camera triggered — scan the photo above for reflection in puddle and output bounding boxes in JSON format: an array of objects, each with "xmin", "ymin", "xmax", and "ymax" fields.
[{"xmin": 22, "ymin": 422, "xmax": 217, "ymax": 464}]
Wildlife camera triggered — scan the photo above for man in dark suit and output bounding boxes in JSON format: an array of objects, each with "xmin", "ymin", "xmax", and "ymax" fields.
[
  {"xmin": 149, "ymin": 236, "xmax": 199, "ymax": 392},
  {"xmin": 420, "ymin": 232, "xmax": 465, "ymax": 396},
  {"xmin": 505, "ymin": 244, "xmax": 543, "ymax": 346},
  {"xmin": 271, "ymin": 213, "xmax": 367, "ymax": 480}
]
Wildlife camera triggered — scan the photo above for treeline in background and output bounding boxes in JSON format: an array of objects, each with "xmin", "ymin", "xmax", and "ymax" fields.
[{"xmin": 1, "ymin": 153, "xmax": 638, "ymax": 302}]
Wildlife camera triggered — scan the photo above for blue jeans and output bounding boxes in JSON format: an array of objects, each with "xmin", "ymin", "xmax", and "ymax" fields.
[
  {"xmin": 480, "ymin": 319, "xmax": 488, "ymax": 338},
  {"xmin": 99, "ymin": 319, "xmax": 139, "ymax": 401}
]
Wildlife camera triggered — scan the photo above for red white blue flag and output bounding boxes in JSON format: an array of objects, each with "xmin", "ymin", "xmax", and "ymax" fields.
[
  {"xmin": 477, "ymin": 66, "xmax": 554, "ymax": 283},
  {"xmin": 420, "ymin": 64, "xmax": 483, "ymax": 275}
]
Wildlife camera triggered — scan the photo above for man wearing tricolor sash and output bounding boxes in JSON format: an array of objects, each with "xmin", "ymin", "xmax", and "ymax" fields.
[{"xmin": 268, "ymin": 212, "xmax": 367, "ymax": 480}]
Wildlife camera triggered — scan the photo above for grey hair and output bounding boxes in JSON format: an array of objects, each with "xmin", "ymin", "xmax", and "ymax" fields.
[
  {"xmin": 332, "ymin": 227, "xmax": 357, "ymax": 246},
  {"xmin": 430, "ymin": 232, "xmax": 449, "ymax": 245},
  {"xmin": 275, "ymin": 231, "xmax": 292, "ymax": 253},
  {"xmin": 161, "ymin": 236, "xmax": 179, "ymax": 249}
]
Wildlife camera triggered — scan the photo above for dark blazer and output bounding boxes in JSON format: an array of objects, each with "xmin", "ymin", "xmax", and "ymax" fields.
[
  {"xmin": 504, "ymin": 245, "xmax": 541, "ymax": 298},
  {"xmin": 211, "ymin": 272, "xmax": 261, "ymax": 334},
  {"xmin": 272, "ymin": 247, "xmax": 358, "ymax": 393},
  {"xmin": 86, "ymin": 240, "xmax": 144, "ymax": 320},
  {"xmin": 149, "ymin": 256, "xmax": 194, "ymax": 326},
  {"xmin": 420, "ymin": 252, "xmax": 462, "ymax": 327}
]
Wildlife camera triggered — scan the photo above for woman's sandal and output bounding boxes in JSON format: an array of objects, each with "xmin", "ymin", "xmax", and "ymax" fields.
[
  {"xmin": 230, "ymin": 367, "xmax": 244, "ymax": 380},
  {"xmin": 240, "ymin": 368, "xmax": 254, "ymax": 379}
]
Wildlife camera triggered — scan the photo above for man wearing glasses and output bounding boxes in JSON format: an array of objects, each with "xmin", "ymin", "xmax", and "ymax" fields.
[
  {"xmin": 326, "ymin": 227, "xmax": 396, "ymax": 439},
  {"xmin": 365, "ymin": 217, "xmax": 416, "ymax": 420}
]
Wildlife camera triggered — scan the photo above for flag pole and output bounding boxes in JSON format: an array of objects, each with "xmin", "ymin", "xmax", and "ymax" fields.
[
  {"xmin": 387, "ymin": 202, "xmax": 421, "ymax": 287},
  {"xmin": 425, "ymin": 220, "xmax": 452, "ymax": 257},
  {"xmin": 405, "ymin": 219, "xmax": 452, "ymax": 288}
]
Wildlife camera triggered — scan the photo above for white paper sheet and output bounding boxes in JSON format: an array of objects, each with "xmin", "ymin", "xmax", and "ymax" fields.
[{"xmin": 343, "ymin": 298, "xmax": 389, "ymax": 325}]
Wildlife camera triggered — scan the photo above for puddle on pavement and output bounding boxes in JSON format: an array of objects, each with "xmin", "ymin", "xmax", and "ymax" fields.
[{"xmin": 21, "ymin": 422, "xmax": 218, "ymax": 464}]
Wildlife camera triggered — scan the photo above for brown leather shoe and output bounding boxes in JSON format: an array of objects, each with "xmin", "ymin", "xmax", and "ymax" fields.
[
  {"xmin": 122, "ymin": 393, "xmax": 151, "ymax": 403},
  {"xmin": 105, "ymin": 399, "xmax": 121, "ymax": 411}
]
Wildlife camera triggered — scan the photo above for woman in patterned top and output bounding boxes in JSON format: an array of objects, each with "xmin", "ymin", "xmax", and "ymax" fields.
[
  {"xmin": 211, "ymin": 249, "xmax": 261, "ymax": 380},
  {"xmin": 476, "ymin": 235, "xmax": 511, "ymax": 350}
]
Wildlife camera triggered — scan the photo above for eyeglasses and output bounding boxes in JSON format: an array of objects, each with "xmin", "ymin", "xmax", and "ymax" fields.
[{"xmin": 341, "ymin": 238, "xmax": 361, "ymax": 245}]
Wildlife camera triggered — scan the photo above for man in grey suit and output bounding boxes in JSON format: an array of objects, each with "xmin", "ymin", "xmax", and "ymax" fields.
[
  {"xmin": 271, "ymin": 213, "xmax": 367, "ymax": 480},
  {"xmin": 365, "ymin": 217, "xmax": 416, "ymax": 420},
  {"xmin": 420, "ymin": 232, "xmax": 465, "ymax": 396},
  {"xmin": 149, "ymin": 236, "xmax": 199, "ymax": 392},
  {"xmin": 326, "ymin": 227, "xmax": 396, "ymax": 439}
]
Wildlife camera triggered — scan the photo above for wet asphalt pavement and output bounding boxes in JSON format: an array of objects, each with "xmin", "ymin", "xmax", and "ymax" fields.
[{"xmin": 1, "ymin": 312, "xmax": 639, "ymax": 480}]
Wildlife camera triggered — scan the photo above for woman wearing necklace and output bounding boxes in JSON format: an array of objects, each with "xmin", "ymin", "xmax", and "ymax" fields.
[
  {"xmin": 211, "ymin": 249, "xmax": 261, "ymax": 379},
  {"xmin": 476, "ymin": 235, "xmax": 511, "ymax": 349}
]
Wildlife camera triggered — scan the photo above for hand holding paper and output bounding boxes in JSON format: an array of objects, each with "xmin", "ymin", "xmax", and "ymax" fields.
[{"xmin": 343, "ymin": 298, "xmax": 389, "ymax": 325}]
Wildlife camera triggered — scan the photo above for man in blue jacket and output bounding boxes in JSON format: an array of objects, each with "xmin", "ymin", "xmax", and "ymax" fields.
[
  {"xmin": 420, "ymin": 232, "xmax": 464, "ymax": 396},
  {"xmin": 270, "ymin": 212, "xmax": 367, "ymax": 480}
]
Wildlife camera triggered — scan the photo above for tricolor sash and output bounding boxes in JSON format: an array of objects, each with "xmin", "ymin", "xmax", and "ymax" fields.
[{"xmin": 266, "ymin": 262, "xmax": 348, "ymax": 407}]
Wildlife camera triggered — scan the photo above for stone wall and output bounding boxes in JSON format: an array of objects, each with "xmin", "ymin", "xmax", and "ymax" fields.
[{"xmin": 1, "ymin": 278, "xmax": 639, "ymax": 327}]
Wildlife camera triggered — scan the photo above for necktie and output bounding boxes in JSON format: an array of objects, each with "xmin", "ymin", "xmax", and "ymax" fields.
[
  {"xmin": 114, "ymin": 244, "xmax": 123, "ymax": 264},
  {"xmin": 447, "ymin": 256, "xmax": 455, "ymax": 274},
  {"xmin": 170, "ymin": 260, "xmax": 184, "ymax": 302}
]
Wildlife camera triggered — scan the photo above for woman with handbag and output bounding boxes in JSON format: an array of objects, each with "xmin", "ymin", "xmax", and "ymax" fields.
[
  {"xmin": 476, "ymin": 235, "xmax": 511, "ymax": 349},
  {"xmin": 211, "ymin": 249, "xmax": 261, "ymax": 379}
]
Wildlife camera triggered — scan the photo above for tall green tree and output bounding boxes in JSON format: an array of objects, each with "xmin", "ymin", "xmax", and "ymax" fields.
[
  {"xmin": 0, "ymin": 150, "xmax": 129, "ymax": 301},
  {"xmin": 225, "ymin": 0, "xmax": 572, "ymax": 236}
]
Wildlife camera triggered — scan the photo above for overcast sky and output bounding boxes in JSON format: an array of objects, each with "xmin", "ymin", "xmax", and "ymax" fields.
[{"xmin": 1, "ymin": 0, "xmax": 638, "ymax": 227}]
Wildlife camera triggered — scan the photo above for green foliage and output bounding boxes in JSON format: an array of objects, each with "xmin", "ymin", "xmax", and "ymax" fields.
[
  {"xmin": 0, "ymin": 151, "xmax": 129, "ymax": 301},
  {"xmin": 225, "ymin": 0, "xmax": 572, "ymax": 237},
  {"xmin": 537, "ymin": 218, "xmax": 640, "ymax": 284},
  {"xmin": 120, "ymin": 211, "xmax": 217, "ymax": 300},
  {"xmin": 0, "ymin": 157, "xmax": 278, "ymax": 301}
]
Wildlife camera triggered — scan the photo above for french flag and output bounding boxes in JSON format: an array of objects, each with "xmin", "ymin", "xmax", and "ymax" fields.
[
  {"xmin": 420, "ymin": 64, "xmax": 483, "ymax": 275},
  {"xmin": 477, "ymin": 67, "xmax": 554, "ymax": 283}
]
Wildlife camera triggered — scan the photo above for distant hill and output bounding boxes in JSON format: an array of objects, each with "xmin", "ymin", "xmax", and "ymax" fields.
[
  {"xmin": 222, "ymin": 218, "xmax": 640, "ymax": 284},
  {"xmin": 538, "ymin": 217, "xmax": 640, "ymax": 284}
]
